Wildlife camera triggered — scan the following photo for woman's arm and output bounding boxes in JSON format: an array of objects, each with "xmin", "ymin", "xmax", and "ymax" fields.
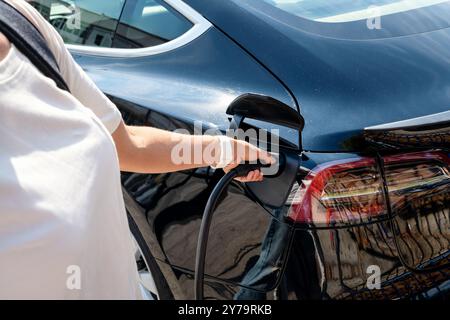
[{"xmin": 112, "ymin": 121, "xmax": 273, "ymax": 182}]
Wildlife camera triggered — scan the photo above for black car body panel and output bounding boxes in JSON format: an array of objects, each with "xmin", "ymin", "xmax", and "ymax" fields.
[
  {"xmin": 185, "ymin": 0, "xmax": 450, "ymax": 151},
  {"xmin": 72, "ymin": 27, "xmax": 300, "ymax": 147}
]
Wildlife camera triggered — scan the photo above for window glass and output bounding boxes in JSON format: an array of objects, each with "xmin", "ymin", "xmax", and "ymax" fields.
[
  {"xmin": 261, "ymin": 0, "xmax": 450, "ymax": 23},
  {"xmin": 29, "ymin": 0, "xmax": 125, "ymax": 47},
  {"xmin": 113, "ymin": 0, "xmax": 193, "ymax": 49}
]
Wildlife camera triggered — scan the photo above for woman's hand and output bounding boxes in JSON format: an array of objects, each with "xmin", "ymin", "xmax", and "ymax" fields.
[{"xmin": 222, "ymin": 139, "xmax": 274, "ymax": 183}]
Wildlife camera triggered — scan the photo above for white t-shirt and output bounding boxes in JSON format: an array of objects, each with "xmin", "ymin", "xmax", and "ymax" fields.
[{"xmin": 0, "ymin": 0, "xmax": 142, "ymax": 299}]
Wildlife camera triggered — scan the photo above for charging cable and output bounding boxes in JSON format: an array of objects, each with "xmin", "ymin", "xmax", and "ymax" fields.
[{"xmin": 194, "ymin": 163, "xmax": 268, "ymax": 300}]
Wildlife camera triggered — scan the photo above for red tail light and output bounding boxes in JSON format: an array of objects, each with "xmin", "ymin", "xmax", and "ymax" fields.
[{"xmin": 288, "ymin": 151, "xmax": 450, "ymax": 226}]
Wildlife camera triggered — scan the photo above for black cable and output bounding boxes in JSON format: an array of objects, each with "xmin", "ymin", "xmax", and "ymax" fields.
[{"xmin": 194, "ymin": 164, "xmax": 265, "ymax": 300}]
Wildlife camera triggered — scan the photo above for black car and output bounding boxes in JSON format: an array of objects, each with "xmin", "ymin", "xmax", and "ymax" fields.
[{"xmin": 30, "ymin": 0, "xmax": 450, "ymax": 300}]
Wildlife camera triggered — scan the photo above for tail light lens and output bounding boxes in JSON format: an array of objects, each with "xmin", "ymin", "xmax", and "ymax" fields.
[
  {"xmin": 288, "ymin": 151, "xmax": 450, "ymax": 227},
  {"xmin": 288, "ymin": 157, "xmax": 386, "ymax": 226}
]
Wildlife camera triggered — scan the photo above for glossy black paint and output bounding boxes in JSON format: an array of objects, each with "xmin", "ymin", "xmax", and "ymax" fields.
[
  {"xmin": 185, "ymin": 0, "xmax": 450, "ymax": 151},
  {"xmin": 69, "ymin": 0, "xmax": 450, "ymax": 299},
  {"xmin": 72, "ymin": 27, "xmax": 300, "ymax": 147}
]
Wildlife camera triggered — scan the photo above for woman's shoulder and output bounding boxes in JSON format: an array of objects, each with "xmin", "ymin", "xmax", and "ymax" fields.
[{"xmin": 5, "ymin": 0, "xmax": 72, "ymax": 76}]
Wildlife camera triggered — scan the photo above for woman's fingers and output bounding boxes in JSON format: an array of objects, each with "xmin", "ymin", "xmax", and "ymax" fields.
[
  {"xmin": 234, "ymin": 170, "xmax": 264, "ymax": 183},
  {"xmin": 258, "ymin": 149, "xmax": 275, "ymax": 165},
  {"xmin": 223, "ymin": 139, "xmax": 274, "ymax": 182},
  {"xmin": 245, "ymin": 143, "xmax": 274, "ymax": 165}
]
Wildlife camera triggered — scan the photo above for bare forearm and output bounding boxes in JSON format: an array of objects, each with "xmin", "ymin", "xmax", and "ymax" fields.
[
  {"xmin": 113, "ymin": 121, "xmax": 273, "ymax": 182},
  {"xmin": 114, "ymin": 123, "xmax": 218, "ymax": 174}
]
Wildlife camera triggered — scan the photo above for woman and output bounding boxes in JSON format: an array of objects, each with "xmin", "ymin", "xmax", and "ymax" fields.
[{"xmin": 0, "ymin": 0, "xmax": 272, "ymax": 299}]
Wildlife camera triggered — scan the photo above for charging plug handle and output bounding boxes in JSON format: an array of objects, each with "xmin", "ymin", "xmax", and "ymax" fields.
[{"xmin": 233, "ymin": 161, "xmax": 271, "ymax": 177}]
